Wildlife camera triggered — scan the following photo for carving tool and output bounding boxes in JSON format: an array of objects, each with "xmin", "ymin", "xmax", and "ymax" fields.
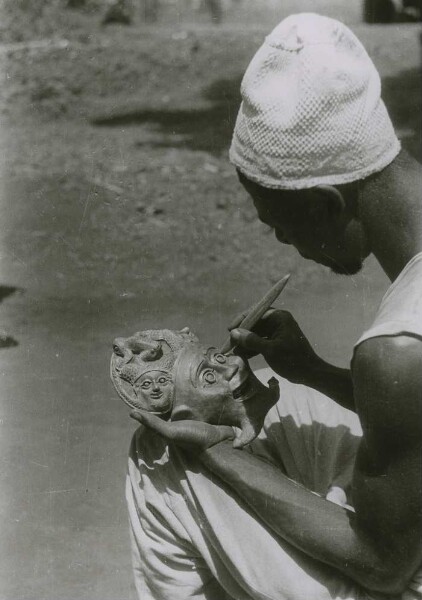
[{"xmin": 220, "ymin": 273, "xmax": 291, "ymax": 354}]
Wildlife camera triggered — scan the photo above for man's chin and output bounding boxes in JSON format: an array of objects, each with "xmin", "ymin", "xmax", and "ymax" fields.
[
  {"xmin": 305, "ymin": 253, "xmax": 363, "ymax": 276},
  {"xmin": 329, "ymin": 261, "xmax": 363, "ymax": 276}
]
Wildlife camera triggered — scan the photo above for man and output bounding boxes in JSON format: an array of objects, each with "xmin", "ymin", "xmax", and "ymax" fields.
[{"xmin": 130, "ymin": 13, "xmax": 422, "ymax": 599}]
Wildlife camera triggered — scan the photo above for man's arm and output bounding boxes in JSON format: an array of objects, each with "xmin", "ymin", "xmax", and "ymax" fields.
[
  {"xmin": 201, "ymin": 335, "xmax": 422, "ymax": 594},
  {"xmin": 299, "ymin": 359, "xmax": 354, "ymax": 411}
]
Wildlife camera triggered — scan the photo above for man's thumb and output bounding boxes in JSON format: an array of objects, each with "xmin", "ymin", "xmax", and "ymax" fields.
[{"xmin": 130, "ymin": 410, "xmax": 169, "ymax": 437}]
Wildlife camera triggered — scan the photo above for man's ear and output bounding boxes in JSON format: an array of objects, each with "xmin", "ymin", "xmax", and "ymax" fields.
[{"xmin": 308, "ymin": 185, "xmax": 346, "ymax": 221}]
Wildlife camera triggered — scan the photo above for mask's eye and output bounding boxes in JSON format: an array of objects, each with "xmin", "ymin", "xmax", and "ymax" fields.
[
  {"xmin": 113, "ymin": 344, "xmax": 124, "ymax": 357},
  {"xmin": 158, "ymin": 377, "xmax": 168, "ymax": 385},
  {"xmin": 202, "ymin": 370, "xmax": 217, "ymax": 384},
  {"xmin": 213, "ymin": 353, "xmax": 226, "ymax": 364},
  {"xmin": 141, "ymin": 380, "xmax": 152, "ymax": 389}
]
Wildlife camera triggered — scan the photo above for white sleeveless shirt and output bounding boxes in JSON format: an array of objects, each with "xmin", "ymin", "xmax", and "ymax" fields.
[
  {"xmin": 355, "ymin": 252, "xmax": 422, "ymax": 348},
  {"xmin": 354, "ymin": 251, "xmax": 422, "ymax": 599}
]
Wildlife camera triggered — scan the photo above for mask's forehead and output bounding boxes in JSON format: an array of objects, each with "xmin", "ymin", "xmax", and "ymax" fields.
[
  {"xmin": 136, "ymin": 369, "xmax": 171, "ymax": 383},
  {"xmin": 174, "ymin": 344, "xmax": 210, "ymax": 390}
]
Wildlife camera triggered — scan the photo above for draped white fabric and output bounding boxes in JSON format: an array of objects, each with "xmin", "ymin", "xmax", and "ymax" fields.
[{"xmin": 126, "ymin": 371, "xmax": 372, "ymax": 600}]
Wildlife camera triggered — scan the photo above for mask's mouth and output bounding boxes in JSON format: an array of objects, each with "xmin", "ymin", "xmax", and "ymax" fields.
[
  {"xmin": 148, "ymin": 397, "xmax": 173, "ymax": 416},
  {"xmin": 232, "ymin": 377, "xmax": 250, "ymax": 399},
  {"xmin": 232, "ymin": 372, "xmax": 262, "ymax": 402}
]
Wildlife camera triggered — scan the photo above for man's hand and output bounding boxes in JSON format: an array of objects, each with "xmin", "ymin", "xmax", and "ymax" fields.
[
  {"xmin": 229, "ymin": 309, "xmax": 320, "ymax": 384},
  {"xmin": 130, "ymin": 410, "xmax": 236, "ymax": 451}
]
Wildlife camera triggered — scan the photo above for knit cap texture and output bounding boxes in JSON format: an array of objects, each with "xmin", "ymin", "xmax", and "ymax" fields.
[{"xmin": 230, "ymin": 13, "xmax": 401, "ymax": 190}]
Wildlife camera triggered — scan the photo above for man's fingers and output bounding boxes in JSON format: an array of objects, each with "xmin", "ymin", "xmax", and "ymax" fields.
[
  {"xmin": 253, "ymin": 308, "xmax": 293, "ymax": 338},
  {"xmin": 230, "ymin": 328, "xmax": 269, "ymax": 354},
  {"xmin": 260, "ymin": 307, "xmax": 277, "ymax": 321},
  {"xmin": 130, "ymin": 410, "xmax": 173, "ymax": 438}
]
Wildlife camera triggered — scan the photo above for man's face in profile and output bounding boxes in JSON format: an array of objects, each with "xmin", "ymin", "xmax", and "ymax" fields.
[{"xmin": 239, "ymin": 174, "xmax": 367, "ymax": 276}]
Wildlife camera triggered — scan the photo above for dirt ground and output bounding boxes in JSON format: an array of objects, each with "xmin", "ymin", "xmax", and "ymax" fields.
[{"xmin": 0, "ymin": 1, "xmax": 421, "ymax": 598}]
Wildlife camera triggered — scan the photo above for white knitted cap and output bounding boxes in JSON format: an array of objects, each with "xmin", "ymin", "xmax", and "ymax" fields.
[{"xmin": 230, "ymin": 13, "xmax": 401, "ymax": 190}]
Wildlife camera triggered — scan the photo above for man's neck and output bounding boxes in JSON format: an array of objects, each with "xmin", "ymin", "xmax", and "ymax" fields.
[{"xmin": 359, "ymin": 150, "xmax": 422, "ymax": 281}]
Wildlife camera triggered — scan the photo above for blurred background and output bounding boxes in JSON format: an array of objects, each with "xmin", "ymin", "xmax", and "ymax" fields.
[{"xmin": 0, "ymin": 1, "xmax": 420, "ymax": 598}]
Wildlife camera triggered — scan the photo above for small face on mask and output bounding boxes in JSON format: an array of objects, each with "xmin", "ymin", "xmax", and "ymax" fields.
[{"xmin": 134, "ymin": 370, "xmax": 174, "ymax": 413}]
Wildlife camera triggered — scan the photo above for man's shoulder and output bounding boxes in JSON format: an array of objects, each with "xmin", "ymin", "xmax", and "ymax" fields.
[
  {"xmin": 354, "ymin": 333, "xmax": 422, "ymax": 375},
  {"xmin": 354, "ymin": 252, "xmax": 422, "ymax": 349},
  {"xmin": 353, "ymin": 335, "xmax": 422, "ymax": 439}
]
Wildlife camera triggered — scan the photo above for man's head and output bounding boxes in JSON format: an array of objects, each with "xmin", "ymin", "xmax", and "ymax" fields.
[{"xmin": 230, "ymin": 13, "xmax": 401, "ymax": 273}]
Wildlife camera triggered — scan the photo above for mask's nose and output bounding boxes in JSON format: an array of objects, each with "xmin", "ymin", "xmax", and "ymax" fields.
[
  {"xmin": 225, "ymin": 364, "xmax": 239, "ymax": 380},
  {"xmin": 223, "ymin": 354, "xmax": 246, "ymax": 380},
  {"xmin": 213, "ymin": 359, "xmax": 238, "ymax": 379}
]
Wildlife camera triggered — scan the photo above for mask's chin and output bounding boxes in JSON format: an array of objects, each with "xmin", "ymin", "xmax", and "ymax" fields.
[{"xmin": 230, "ymin": 373, "xmax": 280, "ymax": 448}]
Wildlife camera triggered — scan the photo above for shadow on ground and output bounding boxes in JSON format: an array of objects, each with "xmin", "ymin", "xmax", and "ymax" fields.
[
  {"xmin": 0, "ymin": 285, "xmax": 18, "ymax": 303},
  {"xmin": 92, "ymin": 66, "xmax": 421, "ymax": 159},
  {"xmin": 0, "ymin": 286, "xmax": 19, "ymax": 348},
  {"xmin": 91, "ymin": 76, "xmax": 242, "ymax": 154}
]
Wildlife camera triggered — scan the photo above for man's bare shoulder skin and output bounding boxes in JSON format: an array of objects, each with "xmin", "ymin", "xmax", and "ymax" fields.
[{"xmin": 351, "ymin": 334, "xmax": 422, "ymax": 584}]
